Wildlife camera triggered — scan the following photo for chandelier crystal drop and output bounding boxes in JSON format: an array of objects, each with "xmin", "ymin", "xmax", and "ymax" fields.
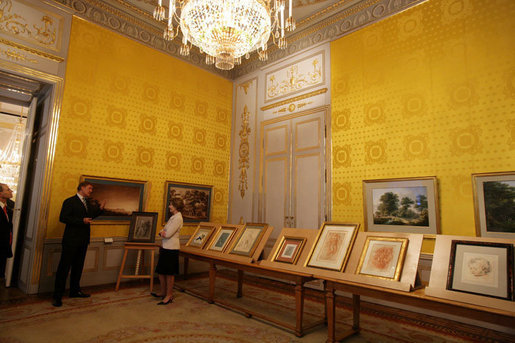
[{"xmin": 154, "ymin": 0, "xmax": 295, "ymax": 70}]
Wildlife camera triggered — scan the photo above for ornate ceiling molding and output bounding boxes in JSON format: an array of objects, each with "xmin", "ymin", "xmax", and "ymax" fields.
[{"xmin": 52, "ymin": 0, "xmax": 426, "ymax": 80}]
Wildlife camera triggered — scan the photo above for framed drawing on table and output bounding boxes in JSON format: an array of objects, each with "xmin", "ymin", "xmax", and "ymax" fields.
[
  {"xmin": 305, "ymin": 223, "xmax": 359, "ymax": 271},
  {"xmin": 128, "ymin": 212, "xmax": 158, "ymax": 243},
  {"xmin": 446, "ymin": 240, "xmax": 513, "ymax": 300},
  {"xmin": 356, "ymin": 236, "xmax": 409, "ymax": 281},
  {"xmin": 273, "ymin": 236, "xmax": 307, "ymax": 264},
  {"xmin": 186, "ymin": 224, "xmax": 217, "ymax": 249},
  {"xmin": 229, "ymin": 223, "xmax": 268, "ymax": 257},
  {"xmin": 363, "ymin": 176, "xmax": 440, "ymax": 234},
  {"xmin": 472, "ymin": 171, "xmax": 515, "ymax": 239},
  {"xmin": 208, "ymin": 225, "xmax": 239, "ymax": 253}
]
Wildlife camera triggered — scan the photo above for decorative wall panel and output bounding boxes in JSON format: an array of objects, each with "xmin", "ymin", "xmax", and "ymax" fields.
[
  {"xmin": 330, "ymin": 0, "xmax": 515, "ymax": 251},
  {"xmin": 46, "ymin": 18, "xmax": 232, "ymax": 239}
]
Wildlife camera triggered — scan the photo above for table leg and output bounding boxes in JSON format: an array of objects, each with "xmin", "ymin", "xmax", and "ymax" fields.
[
  {"xmin": 208, "ymin": 262, "xmax": 217, "ymax": 304},
  {"xmin": 294, "ymin": 278, "xmax": 305, "ymax": 337},
  {"xmin": 116, "ymin": 248, "xmax": 129, "ymax": 291},
  {"xmin": 150, "ymin": 249, "xmax": 155, "ymax": 292},
  {"xmin": 352, "ymin": 294, "xmax": 360, "ymax": 331},
  {"xmin": 183, "ymin": 256, "xmax": 189, "ymax": 280},
  {"xmin": 135, "ymin": 249, "xmax": 142, "ymax": 275},
  {"xmin": 237, "ymin": 270, "xmax": 244, "ymax": 298},
  {"xmin": 326, "ymin": 283, "xmax": 335, "ymax": 343}
]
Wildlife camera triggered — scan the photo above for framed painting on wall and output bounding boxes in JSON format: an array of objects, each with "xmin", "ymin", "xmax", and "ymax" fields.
[
  {"xmin": 229, "ymin": 223, "xmax": 268, "ymax": 257},
  {"xmin": 208, "ymin": 225, "xmax": 239, "ymax": 252},
  {"xmin": 272, "ymin": 236, "xmax": 307, "ymax": 264},
  {"xmin": 356, "ymin": 236, "xmax": 409, "ymax": 281},
  {"xmin": 446, "ymin": 240, "xmax": 513, "ymax": 300},
  {"xmin": 80, "ymin": 175, "xmax": 147, "ymax": 224},
  {"xmin": 305, "ymin": 223, "xmax": 359, "ymax": 271},
  {"xmin": 163, "ymin": 181, "xmax": 213, "ymax": 225},
  {"xmin": 363, "ymin": 176, "xmax": 440, "ymax": 235},
  {"xmin": 128, "ymin": 212, "xmax": 158, "ymax": 243},
  {"xmin": 186, "ymin": 224, "xmax": 217, "ymax": 249},
  {"xmin": 472, "ymin": 171, "xmax": 515, "ymax": 239}
]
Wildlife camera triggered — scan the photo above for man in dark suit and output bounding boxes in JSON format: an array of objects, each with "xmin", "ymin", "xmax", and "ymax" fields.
[
  {"xmin": 0, "ymin": 183, "xmax": 13, "ymax": 283},
  {"xmin": 53, "ymin": 181, "xmax": 104, "ymax": 307}
]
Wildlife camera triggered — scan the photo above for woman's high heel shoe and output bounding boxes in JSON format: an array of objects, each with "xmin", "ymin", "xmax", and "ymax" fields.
[
  {"xmin": 157, "ymin": 297, "xmax": 173, "ymax": 305},
  {"xmin": 151, "ymin": 292, "xmax": 164, "ymax": 298}
]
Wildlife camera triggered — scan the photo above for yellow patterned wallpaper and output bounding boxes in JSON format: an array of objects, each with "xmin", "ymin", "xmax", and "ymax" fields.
[
  {"xmin": 331, "ymin": 0, "xmax": 515, "ymax": 252},
  {"xmin": 46, "ymin": 18, "xmax": 232, "ymax": 238}
]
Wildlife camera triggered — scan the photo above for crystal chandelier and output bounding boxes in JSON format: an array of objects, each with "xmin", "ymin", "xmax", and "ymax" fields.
[
  {"xmin": 154, "ymin": 0, "xmax": 295, "ymax": 70},
  {"xmin": 0, "ymin": 114, "xmax": 25, "ymax": 200}
]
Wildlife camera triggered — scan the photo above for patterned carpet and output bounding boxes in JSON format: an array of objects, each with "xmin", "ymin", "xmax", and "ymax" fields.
[{"xmin": 0, "ymin": 273, "xmax": 513, "ymax": 343}]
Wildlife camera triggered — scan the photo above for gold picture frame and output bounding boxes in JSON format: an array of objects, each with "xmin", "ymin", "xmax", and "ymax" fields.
[
  {"xmin": 356, "ymin": 236, "xmax": 409, "ymax": 281},
  {"xmin": 80, "ymin": 175, "xmax": 148, "ymax": 224},
  {"xmin": 185, "ymin": 223, "xmax": 217, "ymax": 249},
  {"xmin": 305, "ymin": 222, "xmax": 359, "ymax": 271},
  {"xmin": 472, "ymin": 171, "xmax": 515, "ymax": 239},
  {"xmin": 229, "ymin": 223, "xmax": 268, "ymax": 257},
  {"xmin": 272, "ymin": 236, "xmax": 307, "ymax": 264},
  {"xmin": 208, "ymin": 225, "xmax": 240, "ymax": 253}
]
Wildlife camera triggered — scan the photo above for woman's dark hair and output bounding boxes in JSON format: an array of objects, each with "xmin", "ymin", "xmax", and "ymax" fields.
[{"xmin": 170, "ymin": 198, "xmax": 185, "ymax": 212}]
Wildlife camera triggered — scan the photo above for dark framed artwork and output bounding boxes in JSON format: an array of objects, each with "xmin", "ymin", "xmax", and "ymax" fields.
[
  {"xmin": 447, "ymin": 240, "xmax": 513, "ymax": 300},
  {"xmin": 163, "ymin": 181, "xmax": 213, "ymax": 225},
  {"xmin": 363, "ymin": 176, "xmax": 440, "ymax": 234},
  {"xmin": 128, "ymin": 212, "xmax": 158, "ymax": 243},
  {"xmin": 472, "ymin": 171, "xmax": 515, "ymax": 239},
  {"xmin": 80, "ymin": 175, "xmax": 147, "ymax": 224},
  {"xmin": 273, "ymin": 236, "xmax": 307, "ymax": 264}
]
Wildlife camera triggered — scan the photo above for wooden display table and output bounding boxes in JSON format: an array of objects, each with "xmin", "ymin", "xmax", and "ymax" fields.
[
  {"xmin": 115, "ymin": 242, "xmax": 159, "ymax": 292},
  {"xmin": 324, "ymin": 278, "xmax": 515, "ymax": 342},
  {"xmin": 179, "ymin": 250, "xmax": 325, "ymax": 337}
]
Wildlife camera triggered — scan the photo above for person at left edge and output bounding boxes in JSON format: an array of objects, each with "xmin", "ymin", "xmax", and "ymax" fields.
[
  {"xmin": 0, "ymin": 183, "xmax": 14, "ymax": 283},
  {"xmin": 53, "ymin": 181, "xmax": 105, "ymax": 307}
]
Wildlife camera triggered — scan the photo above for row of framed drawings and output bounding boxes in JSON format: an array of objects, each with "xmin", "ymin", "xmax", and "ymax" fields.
[
  {"xmin": 263, "ymin": 222, "xmax": 514, "ymax": 310},
  {"xmin": 183, "ymin": 223, "xmax": 272, "ymax": 262},
  {"xmin": 79, "ymin": 175, "xmax": 213, "ymax": 225},
  {"xmin": 362, "ymin": 171, "xmax": 514, "ymax": 239}
]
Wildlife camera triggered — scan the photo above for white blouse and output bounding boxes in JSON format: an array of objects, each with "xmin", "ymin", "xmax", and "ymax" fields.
[{"xmin": 160, "ymin": 212, "xmax": 183, "ymax": 250}]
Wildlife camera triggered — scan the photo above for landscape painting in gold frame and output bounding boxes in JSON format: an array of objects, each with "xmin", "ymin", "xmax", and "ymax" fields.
[
  {"xmin": 356, "ymin": 236, "xmax": 409, "ymax": 281},
  {"xmin": 229, "ymin": 223, "xmax": 268, "ymax": 257},
  {"xmin": 185, "ymin": 224, "xmax": 216, "ymax": 249},
  {"xmin": 208, "ymin": 226, "xmax": 239, "ymax": 253},
  {"xmin": 272, "ymin": 236, "xmax": 307, "ymax": 264},
  {"xmin": 305, "ymin": 223, "xmax": 359, "ymax": 271}
]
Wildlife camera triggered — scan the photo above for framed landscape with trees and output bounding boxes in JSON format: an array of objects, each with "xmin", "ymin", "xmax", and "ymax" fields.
[
  {"xmin": 363, "ymin": 177, "xmax": 440, "ymax": 234},
  {"xmin": 472, "ymin": 171, "xmax": 515, "ymax": 239}
]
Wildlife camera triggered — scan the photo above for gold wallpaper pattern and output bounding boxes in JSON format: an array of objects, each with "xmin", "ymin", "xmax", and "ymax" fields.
[
  {"xmin": 47, "ymin": 18, "xmax": 232, "ymax": 238},
  {"xmin": 331, "ymin": 0, "xmax": 515, "ymax": 250}
]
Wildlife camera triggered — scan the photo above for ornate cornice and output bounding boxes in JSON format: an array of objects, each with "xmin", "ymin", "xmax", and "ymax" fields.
[{"xmin": 51, "ymin": 0, "xmax": 426, "ymax": 80}]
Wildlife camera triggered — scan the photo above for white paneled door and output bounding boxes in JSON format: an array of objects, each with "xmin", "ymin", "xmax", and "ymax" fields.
[{"xmin": 261, "ymin": 108, "xmax": 328, "ymax": 240}]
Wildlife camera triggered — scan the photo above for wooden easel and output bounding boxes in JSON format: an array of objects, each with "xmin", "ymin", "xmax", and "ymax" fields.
[{"xmin": 115, "ymin": 242, "xmax": 159, "ymax": 291}]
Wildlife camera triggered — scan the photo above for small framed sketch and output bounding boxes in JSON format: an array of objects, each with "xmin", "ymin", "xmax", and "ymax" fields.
[
  {"xmin": 356, "ymin": 236, "xmax": 409, "ymax": 281},
  {"xmin": 128, "ymin": 212, "xmax": 158, "ymax": 243},
  {"xmin": 306, "ymin": 223, "xmax": 359, "ymax": 271},
  {"xmin": 186, "ymin": 224, "xmax": 216, "ymax": 249},
  {"xmin": 208, "ymin": 225, "xmax": 239, "ymax": 253},
  {"xmin": 229, "ymin": 223, "xmax": 268, "ymax": 257},
  {"xmin": 273, "ymin": 237, "xmax": 307, "ymax": 264},
  {"xmin": 363, "ymin": 176, "xmax": 440, "ymax": 234},
  {"xmin": 447, "ymin": 240, "xmax": 514, "ymax": 300},
  {"xmin": 472, "ymin": 171, "xmax": 515, "ymax": 239}
]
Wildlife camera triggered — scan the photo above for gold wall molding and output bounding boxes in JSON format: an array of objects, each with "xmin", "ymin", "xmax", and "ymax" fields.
[
  {"xmin": 238, "ymin": 105, "xmax": 251, "ymax": 198},
  {"xmin": 0, "ymin": 38, "xmax": 64, "ymax": 62},
  {"xmin": 0, "ymin": 47, "xmax": 37, "ymax": 64},
  {"xmin": 261, "ymin": 88, "xmax": 327, "ymax": 111}
]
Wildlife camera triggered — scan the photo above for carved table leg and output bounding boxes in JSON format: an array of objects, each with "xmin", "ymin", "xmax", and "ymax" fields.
[
  {"xmin": 183, "ymin": 256, "xmax": 189, "ymax": 280},
  {"xmin": 237, "ymin": 270, "xmax": 244, "ymax": 298},
  {"xmin": 208, "ymin": 262, "xmax": 217, "ymax": 304},
  {"xmin": 294, "ymin": 278, "xmax": 305, "ymax": 337},
  {"xmin": 326, "ymin": 282, "xmax": 335, "ymax": 343},
  {"xmin": 352, "ymin": 294, "xmax": 360, "ymax": 332}
]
